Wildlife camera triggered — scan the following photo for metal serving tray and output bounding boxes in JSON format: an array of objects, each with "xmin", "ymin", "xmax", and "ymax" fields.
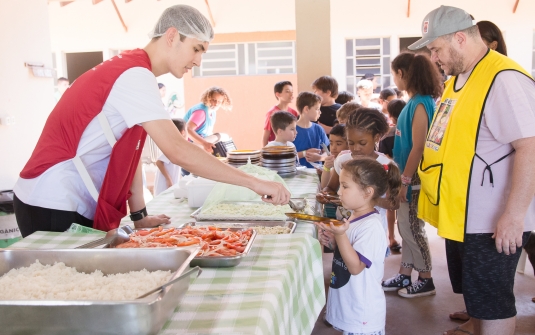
[
  {"xmin": 186, "ymin": 220, "xmax": 296, "ymax": 234},
  {"xmin": 188, "ymin": 227, "xmax": 257, "ymax": 268},
  {"xmin": 191, "ymin": 200, "xmax": 304, "ymax": 222},
  {"xmin": 103, "ymin": 226, "xmax": 257, "ymax": 268},
  {"xmin": 0, "ymin": 247, "xmax": 200, "ymax": 335}
]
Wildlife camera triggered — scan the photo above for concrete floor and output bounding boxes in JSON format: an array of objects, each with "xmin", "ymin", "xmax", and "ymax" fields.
[{"xmin": 311, "ymin": 224, "xmax": 535, "ymax": 335}]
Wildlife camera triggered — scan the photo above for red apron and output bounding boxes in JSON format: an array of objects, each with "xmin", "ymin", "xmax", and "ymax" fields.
[{"xmin": 20, "ymin": 49, "xmax": 152, "ymax": 231}]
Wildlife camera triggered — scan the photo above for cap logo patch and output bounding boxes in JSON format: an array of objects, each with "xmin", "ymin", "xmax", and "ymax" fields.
[{"xmin": 423, "ymin": 21, "xmax": 429, "ymax": 34}]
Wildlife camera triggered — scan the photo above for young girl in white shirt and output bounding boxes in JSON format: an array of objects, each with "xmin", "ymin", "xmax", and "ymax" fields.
[{"xmin": 316, "ymin": 157, "xmax": 401, "ymax": 335}]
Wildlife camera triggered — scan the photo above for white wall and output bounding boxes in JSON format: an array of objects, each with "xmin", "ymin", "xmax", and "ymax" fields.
[
  {"xmin": 48, "ymin": 0, "xmax": 296, "ymax": 117},
  {"xmin": 0, "ymin": 0, "xmax": 55, "ymax": 190},
  {"xmin": 330, "ymin": 0, "xmax": 535, "ymax": 90}
]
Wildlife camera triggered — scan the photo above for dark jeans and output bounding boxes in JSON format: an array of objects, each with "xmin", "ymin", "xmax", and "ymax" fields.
[{"xmin": 13, "ymin": 194, "xmax": 93, "ymax": 237}]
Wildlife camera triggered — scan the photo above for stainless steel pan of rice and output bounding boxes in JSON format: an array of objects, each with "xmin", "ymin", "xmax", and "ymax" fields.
[{"xmin": 0, "ymin": 247, "xmax": 200, "ymax": 335}]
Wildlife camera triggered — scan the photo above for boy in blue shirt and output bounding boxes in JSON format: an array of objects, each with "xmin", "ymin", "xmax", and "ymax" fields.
[{"xmin": 293, "ymin": 92, "xmax": 330, "ymax": 168}]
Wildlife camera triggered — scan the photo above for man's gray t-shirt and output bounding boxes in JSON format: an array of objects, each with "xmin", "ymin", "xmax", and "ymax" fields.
[{"xmin": 454, "ymin": 71, "xmax": 535, "ymax": 233}]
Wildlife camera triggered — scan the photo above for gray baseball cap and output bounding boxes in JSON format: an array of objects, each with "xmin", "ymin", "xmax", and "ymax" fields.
[{"xmin": 408, "ymin": 5, "xmax": 475, "ymax": 50}]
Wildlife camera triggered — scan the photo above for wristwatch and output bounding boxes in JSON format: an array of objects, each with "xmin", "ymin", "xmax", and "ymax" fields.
[{"xmin": 129, "ymin": 207, "xmax": 148, "ymax": 221}]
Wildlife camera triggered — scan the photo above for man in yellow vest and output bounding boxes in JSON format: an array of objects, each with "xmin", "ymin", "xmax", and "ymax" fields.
[{"xmin": 409, "ymin": 6, "xmax": 535, "ymax": 335}]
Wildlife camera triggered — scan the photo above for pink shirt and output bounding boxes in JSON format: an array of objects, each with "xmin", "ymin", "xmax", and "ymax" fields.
[
  {"xmin": 458, "ymin": 71, "xmax": 535, "ymax": 233},
  {"xmin": 264, "ymin": 106, "xmax": 299, "ymax": 142},
  {"xmin": 189, "ymin": 109, "xmax": 211, "ymax": 130}
]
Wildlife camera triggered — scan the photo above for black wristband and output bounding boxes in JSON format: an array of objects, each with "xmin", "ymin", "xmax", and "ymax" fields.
[{"xmin": 129, "ymin": 207, "xmax": 148, "ymax": 221}]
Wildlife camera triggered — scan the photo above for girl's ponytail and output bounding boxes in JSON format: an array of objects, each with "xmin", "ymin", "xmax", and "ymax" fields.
[{"xmin": 386, "ymin": 162, "xmax": 401, "ymax": 207}]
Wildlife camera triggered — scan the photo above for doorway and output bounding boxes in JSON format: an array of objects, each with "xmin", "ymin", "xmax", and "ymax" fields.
[{"xmin": 65, "ymin": 51, "xmax": 104, "ymax": 82}]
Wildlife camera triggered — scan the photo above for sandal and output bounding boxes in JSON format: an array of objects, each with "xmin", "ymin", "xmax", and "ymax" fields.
[
  {"xmin": 389, "ymin": 242, "xmax": 402, "ymax": 252},
  {"xmin": 444, "ymin": 326, "xmax": 474, "ymax": 335},
  {"xmin": 449, "ymin": 309, "xmax": 470, "ymax": 321}
]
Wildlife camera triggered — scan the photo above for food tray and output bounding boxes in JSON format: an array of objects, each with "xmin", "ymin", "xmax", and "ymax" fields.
[
  {"xmin": 0, "ymin": 247, "xmax": 200, "ymax": 335},
  {"xmin": 103, "ymin": 227, "xmax": 257, "ymax": 268},
  {"xmin": 189, "ymin": 227, "xmax": 257, "ymax": 268},
  {"xmin": 185, "ymin": 220, "xmax": 296, "ymax": 234},
  {"xmin": 191, "ymin": 200, "xmax": 301, "ymax": 221}
]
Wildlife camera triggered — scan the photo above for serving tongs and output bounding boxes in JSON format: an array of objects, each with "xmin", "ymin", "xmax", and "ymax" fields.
[
  {"xmin": 262, "ymin": 195, "xmax": 306, "ymax": 213},
  {"xmin": 74, "ymin": 225, "xmax": 133, "ymax": 249},
  {"xmin": 136, "ymin": 266, "xmax": 202, "ymax": 299}
]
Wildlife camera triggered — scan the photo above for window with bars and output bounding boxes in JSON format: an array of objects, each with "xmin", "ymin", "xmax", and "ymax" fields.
[
  {"xmin": 193, "ymin": 41, "xmax": 295, "ymax": 77},
  {"xmin": 345, "ymin": 37, "xmax": 391, "ymax": 94}
]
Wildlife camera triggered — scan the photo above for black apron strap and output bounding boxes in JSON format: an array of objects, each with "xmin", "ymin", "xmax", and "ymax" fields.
[{"xmin": 475, "ymin": 149, "xmax": 515, "ymax": 187}]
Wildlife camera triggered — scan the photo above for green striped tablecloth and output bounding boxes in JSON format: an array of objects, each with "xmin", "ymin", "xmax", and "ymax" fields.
[
  {"xmin": 120, "ymin": 169, "xmax": 321, "ymax": 237},
  {"xmin": 9, "ymin": 169, "xmax": 325, "ymax": 335},
  {"xmin": 10, "ymin": 232, "xmax": 325, "ymax": 335}
]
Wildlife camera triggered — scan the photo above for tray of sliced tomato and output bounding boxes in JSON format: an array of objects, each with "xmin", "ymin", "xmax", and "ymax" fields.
[{"xmin": 109, "ymin": 225, "xmax": 257, "ymax": 268}]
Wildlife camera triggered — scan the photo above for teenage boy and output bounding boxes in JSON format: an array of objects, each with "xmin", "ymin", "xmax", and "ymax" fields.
[
  {"xmin": 293, "ymin": 92, "xmax": 329, "ymax": 168},
  {"xmin": 266, "ymin": 111, "xmax": 297, "ymax": 147},
  {"xmin": 312, "ymin": 76, "xmax": 342, "ymax": 134},
  {"xmin": 262, "ymin": 81, "xmax": 298, "ymax": 147}
]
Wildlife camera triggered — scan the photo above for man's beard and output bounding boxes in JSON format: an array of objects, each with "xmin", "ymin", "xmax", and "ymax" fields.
[{"xmin": 443, "ymin": 46, "xmax": 465, "ymax": 76}]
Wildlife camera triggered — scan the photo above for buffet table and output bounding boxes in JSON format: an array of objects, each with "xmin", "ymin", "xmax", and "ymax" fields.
[{"xmin": 10, "ymin": 169, "xmax": 325, "ymax": 335}]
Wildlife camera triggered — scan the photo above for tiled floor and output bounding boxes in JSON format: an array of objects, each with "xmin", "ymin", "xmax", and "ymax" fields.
[{"xmin": 311, "ymin": 224, "xmax": 535, "ymax": 335}]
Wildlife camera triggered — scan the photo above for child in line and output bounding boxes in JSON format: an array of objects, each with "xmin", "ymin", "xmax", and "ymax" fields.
[
  {"xmin": 293, "ymin": 92, "xmax": 330, "ymax": 168},
  {"xmin": 378, "ymin": 99, "xmax": 406, "ymax": 160},
  {"xmin": 378, "ymin": 99, "xmax": 406, "ymax": 252},
  {"xmin": 336, "ymin": 101, "xmax": 361, "ymax": 125},
  {"xmin": 318, "ymin": 107, "xmax": 396, "ymax": 232},
  {"xmin": 317, "ymin": 157, "xmax": 401, "ymax": 335},
  {"xmin": 381, "ymin": 52, "xmax": 443, "ymax": 298},
  {"xmin": 262, "ymin": 81, "xmax": 298, "ymax": 147},
  {"xmin": 320, "ymin": 124, "xmax": 349, "ymax": 190},
  {"xmin": 265, "ymin": 111, "xmax": 297, "ymax": 148},
  {"xmin": 378, "ymin": 88, "xmax": 397, "ymax": 126},
  {"xmin": 154, "ymin": 119, "xmax": 188, "ymax": 195},
  {"xmin": 312, "ymin": 76, "xmax": 342, "ymax": 134},
  {"xmin": 335, "ymin": 91, "xmax": 355, "ymax": 105}
]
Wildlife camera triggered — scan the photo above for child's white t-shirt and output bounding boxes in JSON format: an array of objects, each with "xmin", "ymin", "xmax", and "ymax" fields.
[
  {"xmin": 326, "ymin": 212, "xmax": 387, "ymax": 333},
  {"xmin": 333, "ymin": 152, "xmax": 392, "ymax": 232},
  {"xmin": 265, "ymin": 141, "xmax": 296, "ymax": 148},
  {"xmin": 154, "ymin": 154, "xmax": 181, "ymax": 196}
]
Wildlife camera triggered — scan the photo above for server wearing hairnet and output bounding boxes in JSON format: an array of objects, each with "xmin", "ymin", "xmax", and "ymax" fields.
[{"xmin": 13, "ymin": 5, "xmax": 291, "ymax": 236}]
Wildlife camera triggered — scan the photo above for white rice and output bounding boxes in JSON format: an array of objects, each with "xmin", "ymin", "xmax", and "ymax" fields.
[
  {"xmin": 0, "ymin": 260, "xmax": 172, "ymax": 301},
  {"xmin": 202, "ymin": 203, "xmax": 292, "ymax": 217}
]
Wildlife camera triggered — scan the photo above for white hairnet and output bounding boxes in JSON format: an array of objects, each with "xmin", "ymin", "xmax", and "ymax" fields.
[{"xmin": 149, "ymin": 5, "xmax": 214, "ymax": 42}]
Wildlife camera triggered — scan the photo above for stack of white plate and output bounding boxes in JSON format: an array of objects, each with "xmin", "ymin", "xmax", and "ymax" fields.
[
  {"xmin": 227, "ymin": 150, "xmax": 261, "ymax": 168},
  {"xmin": 260, "ymin": 146, "xmax": 297, "ymax": 177}
]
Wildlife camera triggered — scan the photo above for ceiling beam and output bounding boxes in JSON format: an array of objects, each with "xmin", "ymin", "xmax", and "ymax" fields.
[
  {"xmin": 513, "ymin": 0, "xmax": 520, "ymax": 13},
  {"xmin": 111, "ymin": 0, "xmax": 128, "ymax": 32},
  {"xmin": 204, "ymin": 0, "xmax": 216, "ymax": 27}
]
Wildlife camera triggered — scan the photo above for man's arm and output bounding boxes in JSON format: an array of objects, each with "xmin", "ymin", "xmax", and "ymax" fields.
[
  {"xmin": 493, "ymin": 136, "xmax": 535, "ymax": 255},
  {"xmin": 143, "ymin": 119, "xmax": 290, "ymax": 205}
]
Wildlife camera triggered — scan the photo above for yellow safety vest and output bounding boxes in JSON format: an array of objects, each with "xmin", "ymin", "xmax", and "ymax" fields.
[{"xmin": 417, "ymin": 49, "xmax": 532, "ymax": 242}]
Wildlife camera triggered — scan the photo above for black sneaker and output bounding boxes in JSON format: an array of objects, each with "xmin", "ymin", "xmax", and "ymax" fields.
[
  {"xmin": 398, "ymin": 277, "xmax": 436, "ymax": 298},
  {"xmin": 381, "ymin": 274, "xmax": 411, "ymax": 291}
]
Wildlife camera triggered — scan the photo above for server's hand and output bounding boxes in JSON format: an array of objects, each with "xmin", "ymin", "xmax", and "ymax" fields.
[
  {"xmin": 133, "ymin": 214, "xmax": 171, "ymax": 228},
  {"xmin": 255, "ymin": 180, "xmax": 291, "ymax": 205}
]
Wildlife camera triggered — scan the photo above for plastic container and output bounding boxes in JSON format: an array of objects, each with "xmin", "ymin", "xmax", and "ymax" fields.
[
  {"xmin": 173, "ymin": 175, "xmax": 194, "ymax": 199},
  {"xmin": 186, "ymin": 177, "xmax": 217, "ymax": 208}
]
